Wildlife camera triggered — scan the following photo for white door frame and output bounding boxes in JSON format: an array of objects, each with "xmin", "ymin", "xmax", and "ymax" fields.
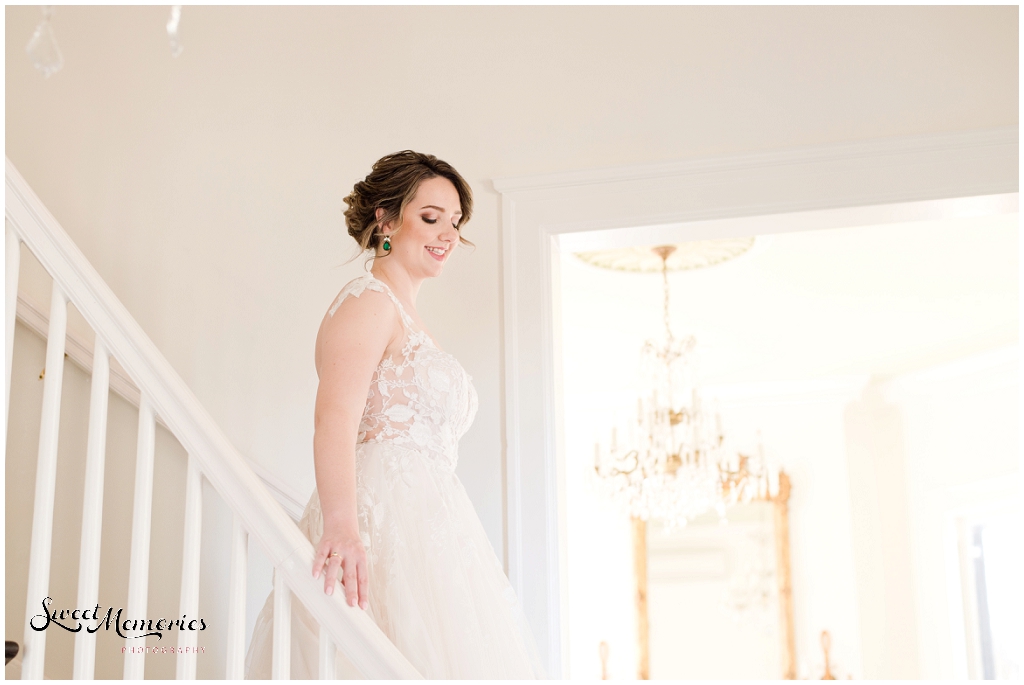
[{"xmin": 493, "ymin": 127, "xmax": 1017, "ymax": 677}]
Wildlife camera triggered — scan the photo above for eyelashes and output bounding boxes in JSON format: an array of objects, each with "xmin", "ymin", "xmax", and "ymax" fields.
[{"xmin": 421, "ymin": 216, "xmax": 462, "ymax": 230}]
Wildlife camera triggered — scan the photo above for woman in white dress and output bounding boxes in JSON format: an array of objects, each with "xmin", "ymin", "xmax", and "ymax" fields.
[{"xmin": 245, "ymin": 151, "xmax": 544, "ymax": 679}]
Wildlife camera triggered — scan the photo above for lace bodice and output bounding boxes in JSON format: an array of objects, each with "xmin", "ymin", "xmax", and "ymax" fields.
[{"xmin": 327, "ymin": 274, "xmax": 478, "ymax": 472}]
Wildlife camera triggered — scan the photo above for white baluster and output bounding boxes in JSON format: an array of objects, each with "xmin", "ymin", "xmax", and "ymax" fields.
[
  {"xmin": 272, "ymin": 572, "xmax": 291, "ymax": 679},
  {"xmin": 21, "ymin": 285, "xmax": 67, "ymax": 680},
  {"xmin": 123, "ymin": 396, "xmax": 156, "ymax": 680},
  {"xmin": 176, "ymin": 453, "xmax": 203, "ymax": 680},
  {"xmin": 319, "ymin": 625, "xmax": 336, "ymax": 679},
  {"xmin": 72, "ymin": 339, "xmax": 109, "ymax": 679},
  {"xmin": 5, "ymin": 225, "xmax": 21, "ymax": 441},
  {"xmin": 225, "ymin": 517, "xmax": 248, "ymax": 679}
]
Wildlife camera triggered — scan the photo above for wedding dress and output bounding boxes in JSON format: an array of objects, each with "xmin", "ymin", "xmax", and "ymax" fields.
[{"xmin": 244, "ymin": 274, "xmax": 544, "ymax": 679}]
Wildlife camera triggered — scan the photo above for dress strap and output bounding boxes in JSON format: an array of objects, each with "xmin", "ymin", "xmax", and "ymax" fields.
[
  {"xmin": 327, "ymin": 273, "xmax": 422, "ymax": 341},
  {"xmin": 328, "ymin": 274, "xmax": 377, "ymax": 317}
]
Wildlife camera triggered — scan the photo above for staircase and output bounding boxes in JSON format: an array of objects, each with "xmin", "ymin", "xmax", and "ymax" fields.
[{"xmin": 4, "ymin": 158, "xmax": 421, "ymax": 679}]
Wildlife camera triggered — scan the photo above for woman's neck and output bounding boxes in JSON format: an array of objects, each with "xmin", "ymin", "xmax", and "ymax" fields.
[{"xmin": 370, "ymin": 260, "xmax": 422, "ymax": 307}]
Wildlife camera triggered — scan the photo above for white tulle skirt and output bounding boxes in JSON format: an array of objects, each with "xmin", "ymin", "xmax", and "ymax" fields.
[{"xmin": 244, "ymin": 442, "xmax": 544, "ymax": 679}]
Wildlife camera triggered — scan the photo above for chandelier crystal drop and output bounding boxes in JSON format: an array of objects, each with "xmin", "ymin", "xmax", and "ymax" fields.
[{"xmin": 26, "ymin": 6, "xmax": 64, "ymax": 78}]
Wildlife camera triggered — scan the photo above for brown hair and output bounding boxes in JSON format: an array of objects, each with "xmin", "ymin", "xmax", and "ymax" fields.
[{"xmin": 343, "ymin": 150, "xmax": 474, "ymax": 253}]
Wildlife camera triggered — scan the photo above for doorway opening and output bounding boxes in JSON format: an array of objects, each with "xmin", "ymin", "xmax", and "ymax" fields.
[{"xmin": 554, "ymin": 207, "xmax": 1018, "ymax": 679}]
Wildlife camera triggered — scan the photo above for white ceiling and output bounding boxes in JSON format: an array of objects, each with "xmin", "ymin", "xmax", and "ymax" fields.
[{"xmin": 559, "ymin": 213, "xmax": 1019, "ymax": 396}]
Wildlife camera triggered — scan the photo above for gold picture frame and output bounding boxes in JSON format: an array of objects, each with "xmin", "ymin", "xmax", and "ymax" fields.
[{"xmin": 632, "ymin": 471, "xmax": 795, "ymax": 679}]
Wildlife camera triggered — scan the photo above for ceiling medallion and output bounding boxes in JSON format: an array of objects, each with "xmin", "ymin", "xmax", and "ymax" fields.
[{"xmin": 575, "ymin": 236, "xmax": 756, "ymax": 273}]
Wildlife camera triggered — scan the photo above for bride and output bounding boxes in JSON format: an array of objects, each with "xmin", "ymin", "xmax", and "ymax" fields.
[{"xmin": 245, "ymin": 151, "xmax": 544, "ymax": 679}]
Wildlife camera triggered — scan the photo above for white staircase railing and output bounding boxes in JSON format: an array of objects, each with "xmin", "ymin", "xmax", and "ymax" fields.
[{"xmin": 5, "ymin": 158, "xmax": 421, "ymax": 679}]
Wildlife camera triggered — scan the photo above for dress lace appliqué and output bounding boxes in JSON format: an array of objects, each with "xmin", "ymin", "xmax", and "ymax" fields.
[{"xmin": 328, "ymin": 274, "xmax": 478, "ymax": 472}]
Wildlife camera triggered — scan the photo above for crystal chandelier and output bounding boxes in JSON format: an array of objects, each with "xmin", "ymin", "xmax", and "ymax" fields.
[
  {"xmin": 591, "ymin": 245, "xmax": 724, "ymax": 523},
  {"xmin": 587, "ymin": 241, "xmax": 775, "ymax": 525}
]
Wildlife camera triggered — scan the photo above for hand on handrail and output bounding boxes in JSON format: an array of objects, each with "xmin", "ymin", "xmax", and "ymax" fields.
[{"xmin": 312, "ymin": 529, "xmax": 368, "ymax": 611}]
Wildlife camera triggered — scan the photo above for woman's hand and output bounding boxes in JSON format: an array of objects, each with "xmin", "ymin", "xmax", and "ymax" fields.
[{"xmin": 312, "ymin": 531, "xmax": 368, "ymax": 610}]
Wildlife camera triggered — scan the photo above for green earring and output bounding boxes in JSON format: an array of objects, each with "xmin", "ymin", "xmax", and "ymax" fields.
[{"xmin": 382, "ymin": 237, "xmax": 391, "ymax": 252}]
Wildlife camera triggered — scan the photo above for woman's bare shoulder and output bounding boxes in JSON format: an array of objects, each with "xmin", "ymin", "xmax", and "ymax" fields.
[{"xmin": 315, "ymin": 276, "xmax": 399, "ymax": 371}]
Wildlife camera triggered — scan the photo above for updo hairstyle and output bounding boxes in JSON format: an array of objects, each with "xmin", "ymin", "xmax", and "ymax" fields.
[{"xmin": 343, "ymin": 150, "xmax": 474, "ymax": 254}]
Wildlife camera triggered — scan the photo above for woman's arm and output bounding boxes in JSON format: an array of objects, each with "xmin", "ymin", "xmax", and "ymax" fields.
[{"xmin": 311, "ymin": 289, "xmax": 397, "ymax": 609}]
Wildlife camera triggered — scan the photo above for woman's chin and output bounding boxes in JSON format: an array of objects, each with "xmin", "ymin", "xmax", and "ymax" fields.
[{"xmin": 422, "ymin": 260, "xmax": 446, "ymax": 277}]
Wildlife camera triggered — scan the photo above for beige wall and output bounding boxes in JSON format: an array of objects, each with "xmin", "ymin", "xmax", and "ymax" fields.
[{"xmin": 4, "ymin": 6, "xmax": 1018, "ymax": 677}]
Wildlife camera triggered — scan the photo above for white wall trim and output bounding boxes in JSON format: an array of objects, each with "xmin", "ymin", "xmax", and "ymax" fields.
[
  {"xmin": 881, "ymin": 344, "xmax": 1019, "ymax": 403},
  {"xmin": 494, "ymin": 126, "xmax": 1017, "ymax": 194},
  {"xmin": 494, "ymin": 126, "xmax": 1018, "ymax": 677},
  {"xmin": 14, "ymin": 292, "xmax": 307, "ymax": 522}
]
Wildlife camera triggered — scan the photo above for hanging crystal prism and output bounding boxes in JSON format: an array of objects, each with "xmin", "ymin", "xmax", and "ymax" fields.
[
  {"xmin": 167, "ymin": 5, "xmax": 183, "ymax": 57},
  {"xmin": 26, "ymin": 7, "xmax": 63, "ymax": 78}
]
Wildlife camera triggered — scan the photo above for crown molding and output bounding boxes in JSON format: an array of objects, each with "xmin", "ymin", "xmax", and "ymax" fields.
[{"xmin": 493, "ymin": 126, "xmax": 1018, "ymax": 195}]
